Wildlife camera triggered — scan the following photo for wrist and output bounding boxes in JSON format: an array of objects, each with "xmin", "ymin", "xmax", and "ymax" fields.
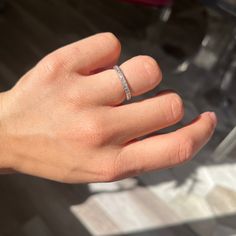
[
  {"xmin": 0, "ymin": 135, "xmax": 16, "ymax": 172},
  {"xmin": 0, "ymin": 91, "xmax": 17, "ymax": 172}
]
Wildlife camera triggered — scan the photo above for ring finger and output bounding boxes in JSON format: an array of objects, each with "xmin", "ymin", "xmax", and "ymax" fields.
[{"xmin": 73, "ymin": 55, "xmax": 162, "ymax": 106}]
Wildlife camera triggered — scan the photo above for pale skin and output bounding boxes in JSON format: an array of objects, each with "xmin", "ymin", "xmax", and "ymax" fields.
[{"xmin": 0, "ymin": 33, "xmax": 217, "ymax": 183}]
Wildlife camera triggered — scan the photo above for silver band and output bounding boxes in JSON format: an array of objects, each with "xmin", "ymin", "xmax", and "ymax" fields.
[{"xmin": 113, "ymin": 65, "xmax": 132, "ymax": 101}]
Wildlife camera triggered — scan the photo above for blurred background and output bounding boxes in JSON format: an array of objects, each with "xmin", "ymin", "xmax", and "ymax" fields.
[{"xmin": 1, "ymin": 0, "xmax": 236, "ymax": 235}]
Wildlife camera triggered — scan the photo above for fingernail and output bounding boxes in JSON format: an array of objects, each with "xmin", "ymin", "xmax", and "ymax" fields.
[{"xmin": 208, "ymin": 112, "xmax": 217, "ymax": 124}]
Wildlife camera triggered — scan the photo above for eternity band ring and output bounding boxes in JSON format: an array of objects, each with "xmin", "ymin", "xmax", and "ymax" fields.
[{"xmin": 113, "ymin": 65, "xmax": 132, "ymax": 101}]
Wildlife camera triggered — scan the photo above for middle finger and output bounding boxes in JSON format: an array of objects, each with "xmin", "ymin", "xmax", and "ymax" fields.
[{"xmin": 109, "ymin": 91, "xmax": 184, "ymax": 144}]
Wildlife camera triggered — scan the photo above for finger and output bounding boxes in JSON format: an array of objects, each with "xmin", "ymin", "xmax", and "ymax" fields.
[
  {"xmin": 113, "ymin": 112, "xmax": 217, "ymax": 179},
  {"xmin": 39, "ymin": 32, "xmax": 121, "ymax": 75},
  {"xmin": 110, "ymin": 91, "xmax": 184, "ymax": 143},
  {"xmin": 76, "ymin": 55, "xmax": 162, "ymax": 106}
]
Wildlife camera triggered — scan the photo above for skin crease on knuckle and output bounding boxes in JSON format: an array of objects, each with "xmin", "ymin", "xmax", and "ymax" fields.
[
  {"xmin": 157, "ymin": 92, "xmax": 184, "ymax": 125},
  {"xmin": 170, "ymin": 93, "xmax": 184, "ymax": 122},
  {"xmin": 142, "ymin": 56, "xmax": 162, "ymax": 88},
  {"xmin": 158, "ymin": 91, "xmax": 184, "ymax": 124},
  {"xmin": 174, "ymin": 137, "xmax": 195, "ymax": 165},
  {"xmin": 104, "ymin": 147, "xmax": 145, "ymax": 182}
]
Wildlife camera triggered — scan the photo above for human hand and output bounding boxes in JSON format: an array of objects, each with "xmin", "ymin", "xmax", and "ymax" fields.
[{"xmin": 0, "ymin": 33, "xmax": 217, "ymax": 183}]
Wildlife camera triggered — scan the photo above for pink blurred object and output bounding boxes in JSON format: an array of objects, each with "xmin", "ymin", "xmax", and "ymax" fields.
[{"xmin": 118, "ymin": 0, "xmax": 172, "ymax": 6}]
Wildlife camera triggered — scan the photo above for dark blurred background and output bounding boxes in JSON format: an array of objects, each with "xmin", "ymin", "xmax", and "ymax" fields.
[{"xmin": 0, "ymin": 0, "xmax": 236, "ymax": 235}]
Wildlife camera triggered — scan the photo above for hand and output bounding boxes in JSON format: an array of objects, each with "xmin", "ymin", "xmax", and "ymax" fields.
[{"xmin": 0, "ymin": 33, "xmax": 217, "ymax": 183}]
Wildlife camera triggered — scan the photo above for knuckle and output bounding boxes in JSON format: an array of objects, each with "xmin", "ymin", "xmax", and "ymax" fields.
[
  {"xmin": 101, "ymin": 32, "xmax": 121, "ymax": 48},
  {"xmin": 141, "ymin": 56, "xmax": 162, "ymax": 87},
  {"xmin": 101, "ymin": 167, "xmax": 119, "ymax": 182},
  {"xmin": 99, "ymin": 164, "xmax": 119, "ymax": 183},
  {"xmin": 97, "ymin": 32, "xmax": 121, "ymax": 55},
  {"xmin": 100, "ymin": 151, "xmax": 125, "ymax": 182},
  {"xmin": 39, "ymin": 52, "xmax": 65, "ymax": 75},
  {"xmin": 101, "ymin": 150, "xmax": 143, "ymax": 182},
  {"xmin": 82, "ymin": 118, "xmax": 109, "ymax": 146},
  {"xmin": 168, "ymin": 93, "xmax": 184, "ymax": 122},
  {"xmin": 174, "ymin": 137, "xmax": 194, "ymax": 164}
]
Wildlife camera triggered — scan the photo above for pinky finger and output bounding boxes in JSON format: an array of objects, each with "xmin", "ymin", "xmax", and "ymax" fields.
[{"xmin": 113, "ymin": 112, "xmax": 217, "ymax": 179}]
